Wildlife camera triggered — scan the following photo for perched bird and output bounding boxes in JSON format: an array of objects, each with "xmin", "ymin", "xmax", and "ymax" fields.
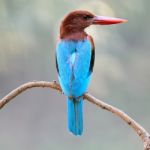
[{"xmin": 56, "ymin": 10, "xmax": 127, "ymax": 136}]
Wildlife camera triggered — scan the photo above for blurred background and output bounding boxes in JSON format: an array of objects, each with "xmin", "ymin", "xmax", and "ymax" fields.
[{"xmin": 0, "ymin": 0, "xmax": 150, "ymax": 150}]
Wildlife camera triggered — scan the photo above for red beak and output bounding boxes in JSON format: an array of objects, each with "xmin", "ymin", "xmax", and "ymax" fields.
[{"xmin": 93, "ymin": 16, "xmax": 128, "ymax": 25}]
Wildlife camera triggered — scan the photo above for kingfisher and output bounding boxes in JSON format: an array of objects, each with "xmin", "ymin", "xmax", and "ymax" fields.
[{"xmin": 55, "ymin": 10, "xmax": 127, "ymax": 136}]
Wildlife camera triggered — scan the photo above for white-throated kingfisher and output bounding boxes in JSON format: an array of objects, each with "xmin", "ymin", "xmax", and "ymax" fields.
[{"xmin": 55, "ymin": 10, "xmax": 127, "ymax": 136}]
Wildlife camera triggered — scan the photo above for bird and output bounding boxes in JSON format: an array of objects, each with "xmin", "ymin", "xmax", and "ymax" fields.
[{"xmin": 55, "ymin": 10, "xmax": 127, "ymax": 136}]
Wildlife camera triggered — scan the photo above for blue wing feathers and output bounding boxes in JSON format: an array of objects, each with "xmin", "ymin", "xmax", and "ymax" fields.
[
  {"xmin": 56, "ymin": 40, "xmax": 92, "ymax": 97},
  {"xmin": 56, "ymin": 39, "xmax": 92, "ymax": 135}
]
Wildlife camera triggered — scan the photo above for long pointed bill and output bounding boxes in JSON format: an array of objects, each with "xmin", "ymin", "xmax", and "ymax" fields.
[{"xmin": 93, "ymin": 16, "xmax": 128, "ymax": 25}]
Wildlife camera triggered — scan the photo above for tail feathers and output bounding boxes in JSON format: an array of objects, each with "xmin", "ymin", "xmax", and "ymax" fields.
[{"xmin": 67, "ymin": 97, "xmax": 83, "ymax": 136}]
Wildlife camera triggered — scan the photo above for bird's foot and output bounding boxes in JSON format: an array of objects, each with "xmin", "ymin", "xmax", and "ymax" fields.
[
  {"xmin": 83, "ymin": 92, "xmax": 88, "ymax": 100},
  {"xmin": 53, "ymin": 80, "xmax": 57, "ymax": 84}
]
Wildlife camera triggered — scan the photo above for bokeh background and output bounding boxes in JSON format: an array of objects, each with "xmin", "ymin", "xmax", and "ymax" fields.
[{"xmin": 0, "ymin": 0, "xmax": 150, "ymax": 150}]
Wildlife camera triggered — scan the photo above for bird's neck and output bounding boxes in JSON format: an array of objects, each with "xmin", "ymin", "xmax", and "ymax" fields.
[
  {"xmin": 60, "ymin": 24, "xmax": 87, "ymax": 40},
  {"xmin": 60, "ymin": 31, "xmax": 87, "ymax": 40}
]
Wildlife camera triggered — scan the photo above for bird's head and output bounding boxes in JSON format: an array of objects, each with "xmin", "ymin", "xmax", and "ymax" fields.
[{"xmin": 60, "ymin": 10, "xmax": 127, "ymax": 40}]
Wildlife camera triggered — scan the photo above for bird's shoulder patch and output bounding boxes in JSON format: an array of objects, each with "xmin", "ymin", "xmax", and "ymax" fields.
[{"xmin": 87, "ymin": 35, "xmax": 95, "ymax": 51}]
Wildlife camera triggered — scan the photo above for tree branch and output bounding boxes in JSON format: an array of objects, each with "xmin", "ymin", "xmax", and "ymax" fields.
[{"xmin": 0, "ymin": 81, "xmax": 150, "ymax": 150}]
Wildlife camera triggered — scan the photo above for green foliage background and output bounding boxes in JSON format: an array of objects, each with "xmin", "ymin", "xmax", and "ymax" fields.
[{"xmin": 0, "ymin": 0, "xmax": 150, "ymax": 150}]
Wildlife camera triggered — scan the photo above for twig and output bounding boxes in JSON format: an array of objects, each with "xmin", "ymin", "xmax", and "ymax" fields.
[{"xmin": 0, "ymin": 81, "xmax": 150, "ymax": 150}]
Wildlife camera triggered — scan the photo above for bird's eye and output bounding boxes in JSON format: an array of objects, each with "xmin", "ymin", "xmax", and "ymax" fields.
[{"xmin": 83, "ymin": 15, "xmax": 93, "ymax": 20}]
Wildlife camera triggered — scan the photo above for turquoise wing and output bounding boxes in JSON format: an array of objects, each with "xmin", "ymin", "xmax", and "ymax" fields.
[{"xmin": 56, "ymin": 39, "xmax": 93, "ymax": 97}]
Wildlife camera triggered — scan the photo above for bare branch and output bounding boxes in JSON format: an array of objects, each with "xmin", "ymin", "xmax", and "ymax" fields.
[
  {"xmin": 84, "ymin": 94, "xmax": 150, "ymax": 150},
  {"xmin": 0, "ymin": 81, "xmax": 150, "ymax": 150}
]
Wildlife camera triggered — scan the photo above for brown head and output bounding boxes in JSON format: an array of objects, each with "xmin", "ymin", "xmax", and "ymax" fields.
[{"xmin": 60, "ymin": 10, "xmax": 127, "ymax": 40}]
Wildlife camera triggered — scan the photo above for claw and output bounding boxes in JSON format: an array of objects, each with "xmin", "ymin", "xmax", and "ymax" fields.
[{"xmin": 53, "ymin": 80, "xmax": 57, "ymax": 83}]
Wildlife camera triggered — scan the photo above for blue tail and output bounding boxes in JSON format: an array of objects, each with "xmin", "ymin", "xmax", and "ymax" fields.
[{"xmin": 67, "ymin": 97, "xmax": 83, "ymax": 136}]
